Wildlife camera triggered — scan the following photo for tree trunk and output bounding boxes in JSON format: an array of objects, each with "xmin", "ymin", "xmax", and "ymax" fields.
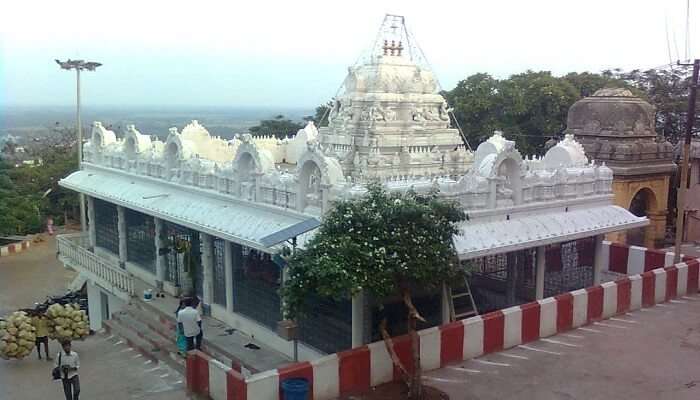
[{"xmin": 402, "ymin": 288, "xmax": 424, "ymax": 400}]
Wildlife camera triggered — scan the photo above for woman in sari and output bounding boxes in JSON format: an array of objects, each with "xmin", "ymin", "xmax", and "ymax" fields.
[{"xmin": 174, "ymin": 298, "xmax": 188, "ymax": 355}]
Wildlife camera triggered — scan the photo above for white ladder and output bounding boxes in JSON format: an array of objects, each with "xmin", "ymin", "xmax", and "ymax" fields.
[{"xmin": 448, "ymin": 276, "xmax": 478, "ymax": 321}]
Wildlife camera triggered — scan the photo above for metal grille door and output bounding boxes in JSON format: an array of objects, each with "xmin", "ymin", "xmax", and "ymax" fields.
[
  {"xmin": 163, "ymin": 222, "xmax": 201, "ymax": 290},
  {"xmin": 94, "ymin": 199, "xmax": 119, "ymax": 255},
  {"xmin": 232, "ymin": 247, "xmax": 281, "ymax": 330},
  {"xmin": 298, "ymin": 295, "xmax": 352, "ymax": 354},
  {"xmin": 212, "ymin": 239, "xmax": 227, "ymax": 306},
  {"xmin": 125, "ymin": 209, "xmax": 156, "ymax": 273}
]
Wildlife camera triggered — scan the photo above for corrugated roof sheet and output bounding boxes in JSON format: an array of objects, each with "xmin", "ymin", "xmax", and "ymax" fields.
[
  {"xmin": 60, "ymin": 169, "xmax": 313, "ymax": 252},
  {"xmin": 454, "ymin": 205, "xmax": 648, "ymax": 260}
]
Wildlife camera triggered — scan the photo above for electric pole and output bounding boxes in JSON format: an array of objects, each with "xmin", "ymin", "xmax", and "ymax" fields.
[
  {"xmin": 673, "ymin": 59, "xmax": 699, "ymax": 263},
  {"xmin": 56, "ymin": 59, "xmax": 102, "ymax": 234}
]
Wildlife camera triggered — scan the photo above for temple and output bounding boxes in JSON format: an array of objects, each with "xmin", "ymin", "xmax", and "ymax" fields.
[{"xmin": 56, "ymin": 15, "xmax": 646, "ymax": 365}]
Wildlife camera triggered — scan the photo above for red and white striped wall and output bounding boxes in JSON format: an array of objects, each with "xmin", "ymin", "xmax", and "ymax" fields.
[
  {"xmin": 187, "ymin": 255, "xmax": 700, "ymax": 400},
  {"xmin": 602, "ymin": 241, "xmax": 693, "ymax": 275},
  {"xmin": 0, "ymin": 240, "xmax": 31, "ymax": 257}
]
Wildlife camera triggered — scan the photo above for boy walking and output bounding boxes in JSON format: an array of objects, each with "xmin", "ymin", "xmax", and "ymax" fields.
[{"xmin": 55, "ymin": 340, "xmax": 80, "ymax": 400}]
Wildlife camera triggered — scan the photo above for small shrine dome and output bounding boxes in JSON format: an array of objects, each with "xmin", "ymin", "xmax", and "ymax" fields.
[{"xmin": 565, "ymin": 88, "xmax": 657, "ymax": 138}]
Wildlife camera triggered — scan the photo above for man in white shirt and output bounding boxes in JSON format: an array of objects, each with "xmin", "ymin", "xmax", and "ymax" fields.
[
  {"xmin": 176, "ymin": 298, "xmax": 201, "ymax": 351},
  {"xmin": 55, "ymin": 340, "xmax": 80, "ymax": 400}
]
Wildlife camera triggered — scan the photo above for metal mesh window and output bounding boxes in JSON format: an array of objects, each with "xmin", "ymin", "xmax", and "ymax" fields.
[
  {"xmin": 212, "ymin": 239, "xmax": 227, "ymax": 306},
  {"xmin": 298, "ymin": 295, "xmax": 352, "ymax": 354},
  {"xmin": 468, "ymin": 249, "xmax": 536, "ymax": 313},
  {"xmin": 125, "ymin": 209, "xmax": 156, "ymax": 274},
  {"xmin": 543, "ymin": 239, "xmax": 594, "ymax": 297},
  {"xmin": 94, "ymin": 199, "xmax": 119, "ymax": 255},
  {"xmin": 232, "ymin": 247, "xmax": 281, "ymax": 330}
]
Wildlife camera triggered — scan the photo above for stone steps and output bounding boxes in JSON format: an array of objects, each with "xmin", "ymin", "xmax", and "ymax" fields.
[
  {"xmin": 128, "ymin": 299, "xmax": 248, "ymax": 372},
  {"xmin": 103, "ymin": 317, "xmax": 186, "ymax": 375}
]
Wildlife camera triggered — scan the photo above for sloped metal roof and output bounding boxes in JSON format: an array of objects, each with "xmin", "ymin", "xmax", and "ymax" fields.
[
  {"xmin": 60, "ymin": 169, "xmax": 315, "ymax": 252},
  {"xmin": 454, "ymin": 205, "xmax": 648, "ymax": 260}
]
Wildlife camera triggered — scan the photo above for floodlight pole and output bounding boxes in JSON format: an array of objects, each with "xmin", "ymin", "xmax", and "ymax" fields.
[
  {"xmin": 57, "ymin": 59, "xmax": 101, "ymax": 234},
  {"xmin": 76, "ymin": 67, "xmax": 86, "ymax": 234},
  {"xmin": 673, "ymin": 59, "xmax": 699, "ymax": 263}
]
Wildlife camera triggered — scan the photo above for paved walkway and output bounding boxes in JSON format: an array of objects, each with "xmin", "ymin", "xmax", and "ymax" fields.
[
  {"xmin": 0, "ymin": 229, "xmax": 192, "ymax": 400},
  {"xmin": 0, "ymin": 332, "xmax": 188, "ymax": 400},
  {"xmin": 424, "ymin": 293, "xmax": 700, "ymax": 400},
  {"xmin": 0, "ymin": 232, "xmax": 77, "ymax": 316}
]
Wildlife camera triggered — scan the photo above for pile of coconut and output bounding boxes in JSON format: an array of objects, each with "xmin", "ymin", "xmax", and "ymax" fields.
[
  {"xmin": 0, "ymin": 311, "xmax": 37, "ymax": 360},
  {"xmin": 45, "ymin": 303, "xmax": 89, "ymax": 341}
]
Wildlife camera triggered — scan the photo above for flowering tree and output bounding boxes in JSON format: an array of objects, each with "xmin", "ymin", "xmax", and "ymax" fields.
[{"xmin": 282, "ymin": 183, "xmax": 466, "ymax": 399}]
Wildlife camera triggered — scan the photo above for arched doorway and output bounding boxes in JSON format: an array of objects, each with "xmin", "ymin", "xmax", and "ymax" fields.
[{"xmin": 627, "ymin": 188, "xmax": 658, "ymax": 247}]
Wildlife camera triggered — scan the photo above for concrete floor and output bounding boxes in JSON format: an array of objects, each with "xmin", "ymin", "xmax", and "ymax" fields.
[
  {"xmin": 424, "ymin": 294, "xmax": 700, "ymax": 400},
  {"xmin": 0, "ymin": 231, "xmax": 191, "ymax": 400}
]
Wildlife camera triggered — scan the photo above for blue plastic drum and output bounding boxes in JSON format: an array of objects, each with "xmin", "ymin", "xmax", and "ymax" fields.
[{"xmin": 281, "ymin": 378, "xmax": 310, "ymax": 400}]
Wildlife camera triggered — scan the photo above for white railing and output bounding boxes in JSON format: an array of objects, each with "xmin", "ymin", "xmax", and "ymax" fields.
[{"xmin": 57, "ymin": 233, "xmax": 134, "ymax": 297}]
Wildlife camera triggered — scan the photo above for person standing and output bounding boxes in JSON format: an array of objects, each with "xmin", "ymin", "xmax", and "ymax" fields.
[
  {"xmin": 31, "ymin": 311, "xmax": 51, "ymax": 361},
  {"xmin": 176, "ymin": 298, "xmax": 200, "ymax": 351},
  {"xmin": 191, "ymin": 295, "xmax": 204, "ymax": 350},
  {"xmin": 55, "ymin": 340, "xmax": 80, "ymax": 400},
  {"xmin": 174, "ymin": 298, "xmax": 187, "ymax": 355}
]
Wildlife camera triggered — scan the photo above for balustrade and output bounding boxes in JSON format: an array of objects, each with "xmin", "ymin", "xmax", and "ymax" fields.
[{"xmin": 57, "ymin": 233, "xmax": 134, "ymax": 296}]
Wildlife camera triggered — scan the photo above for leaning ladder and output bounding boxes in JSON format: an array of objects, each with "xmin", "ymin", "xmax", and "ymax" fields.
[{"xmin": 448, "ymin": 276, "xmax": 479, "ymax": 321}]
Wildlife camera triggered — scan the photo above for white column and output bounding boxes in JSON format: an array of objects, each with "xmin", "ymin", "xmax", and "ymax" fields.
[
  {"xmin": 223, "ymin": 241, "xmax": 234, "ymax": 313},
  {"xmin": 86, "ymin": 196, "xmax": 96, "ymax": 250},
  {"xmin": 154, "ymin": 217, "xmax": 165, "ymax": 289},
  {"xmin": 536, "ymin": 245, "xmax": 546, "ymax": 300},
  {"xmin": 116, "ymin": 206, "xmax": 127, "ymax": 268},
  {"xmin": 351, "ymin": 291, "xmax": 365, "ymax": 348},
  {"xmin": 593, "ymin": 234, "xmax": 604, "ymax": 285},
  {"xmin": 201, "ymin": 233, "xmax": 214, "ymax": 308}
]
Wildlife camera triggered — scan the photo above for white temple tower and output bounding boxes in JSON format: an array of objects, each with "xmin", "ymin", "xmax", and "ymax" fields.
[{"xmin": 318, "ymin": 15, "xmax": 472, "ymax": 181}]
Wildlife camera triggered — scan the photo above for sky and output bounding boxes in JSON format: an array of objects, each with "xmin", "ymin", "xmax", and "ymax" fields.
[{"xmin": 0, "ymin": 0, "xmax": 697, "ymax": 109}]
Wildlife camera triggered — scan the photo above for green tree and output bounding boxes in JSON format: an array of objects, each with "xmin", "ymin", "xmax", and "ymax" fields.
[
  {"xmin": 442, "ymin": 73, "xmax": 502, "ymax": 148},
  {"xmin": 497, "ymin": 71, "xmax": 580, "ymax": 155},
  {"xmin": 249, "ymin": 115, "xmax": 304, "ymax": 139},
  {"xmin": 281, "ymin": 184, "xmax": 467, "ymax": 399},
  {"xmin": 562, "ymin": 71, "xmax": 632, "ymax": 98},
  {"xmin": 0, "ymin": 124, "xmax": 80, "ymax": 234}
]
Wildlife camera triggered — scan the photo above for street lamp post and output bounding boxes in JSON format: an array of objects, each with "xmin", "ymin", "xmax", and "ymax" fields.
[{"xmin": 56, "ymin": 59, "xmax": 102, "ymax": 234}]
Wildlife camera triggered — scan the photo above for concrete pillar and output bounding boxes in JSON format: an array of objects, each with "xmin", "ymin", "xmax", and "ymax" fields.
[
  {"xmin": 116, "ymin": 206, "xmax": 127, "ymax": 268},
  {"xmin": 536, "ymin": 246, "xmax": 546, "ymax": 300},
  {"xmin": 86, "ymin": 196, "xmax": 96, "ymax": 250},
  {"xmin": 201, "ymin": 233, "xmax": 214, "ymax": 308},
  {"xmin": 223, "ymin": 241, "xmax": 234, "ymax": 313},
  {"xmin": 351, "ymin": 291, "xmax": 365, "ymax": 348},
  {"xmin": 441, "ymin": 283, "xmax": 452, "ymax": 324},
  {"xmin": 154, "ymin": 217, "xmax": 166, "ymax": 290},
  {"xmin": 593, "ymin": 234, "xmax": 605, "ymax": 285}
]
